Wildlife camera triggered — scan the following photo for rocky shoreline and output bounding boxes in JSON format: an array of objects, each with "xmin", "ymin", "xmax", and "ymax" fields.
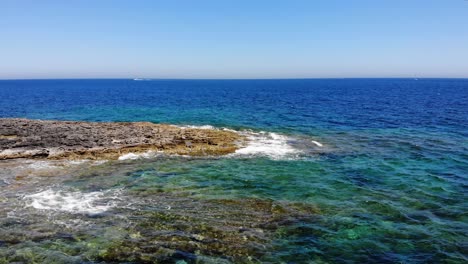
[{"xmin": 0, "ymin": 118, "xmax": 245, "ymax": 160}]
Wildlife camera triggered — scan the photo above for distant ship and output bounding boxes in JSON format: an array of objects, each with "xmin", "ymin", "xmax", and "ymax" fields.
[{"xmin": 133, "ymin": 78, "xmax": 151, "ymax": 81}]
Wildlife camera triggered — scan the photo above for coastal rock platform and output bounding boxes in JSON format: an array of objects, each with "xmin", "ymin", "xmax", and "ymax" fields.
[{"xmin": 0, "ymin": 118, "xmax": 244, "ymax": 160}]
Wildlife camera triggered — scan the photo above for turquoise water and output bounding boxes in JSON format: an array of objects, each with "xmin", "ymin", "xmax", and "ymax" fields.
[{"xmin": 0, "ymin": 79, "xmax": 467, "ymax": 263}]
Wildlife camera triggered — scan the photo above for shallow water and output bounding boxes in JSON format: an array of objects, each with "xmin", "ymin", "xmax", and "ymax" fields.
[{"xmin": 0, "ymin": 79, "xmax": 467, "ymax": 263}]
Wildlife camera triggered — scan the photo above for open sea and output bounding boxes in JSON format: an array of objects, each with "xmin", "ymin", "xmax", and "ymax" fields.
[{"xmin": 0, "ymin": 79, "xmax": 467, "ymax": 263}]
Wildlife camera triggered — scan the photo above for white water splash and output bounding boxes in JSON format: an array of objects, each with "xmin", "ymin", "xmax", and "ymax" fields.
[
  {"xmin": 118, "ymin": 153, "xmax": 141, "ymax": 160},
  {"xmin": 178, "ymin": 124, "xmax": 216, "ymax": 130},
  {"xmin": 118, "ymin": 151, "xmax": 160, "ymax": 160},
  {"xmin": 24, "ymin": 188, "xmax": 122, "ymax": 214},
  {"xmin": 19, "ymin": 159, "xmax": 104, "ymax": 171},
  {"xmin": 233, "ymin": 131, "xmax": 301, "ymax": 160},
  {"xmin": 23, "ymin": 161, "xmax": 60, "ymax": 170},
  {"xmin": 118, "ymin": 126, "xmax": 309, "ymax": 161},
  {"xmin": 311, "ymin": 140, "xmax": 323, "ymax": 147}
]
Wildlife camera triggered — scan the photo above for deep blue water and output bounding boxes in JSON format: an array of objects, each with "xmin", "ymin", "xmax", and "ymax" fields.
[
  {"xmin": 1, "ymin": 79, "xmax": 466, "ymax": 134},
  {"xmin": 0, "ymin": 79, "xmax": 467, "ymax": 263}
]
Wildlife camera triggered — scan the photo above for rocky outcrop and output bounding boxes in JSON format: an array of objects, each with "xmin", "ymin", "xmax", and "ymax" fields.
[{"xmin": 0, "ymin": 118, "xmax": 245, "ymax": 160}]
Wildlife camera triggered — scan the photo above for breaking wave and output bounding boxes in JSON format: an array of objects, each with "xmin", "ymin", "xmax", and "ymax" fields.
[
  {"xmin": 178, "ymin": 124, "xmax": 216, "ymax": 130},
  {"xmin": 118, "ymin": 151, "xmax": 161, "ymax": 160},
  {"xmin": 116, "ymin": 125, "xmax": 324, "ymax": 161},
  {"xmin": 232, "ymin": 131, "xmax": 304, "ymax": 160},
  {"xmin": 24, "ymin": 188, "xmax": 123, "ymax": 214}
]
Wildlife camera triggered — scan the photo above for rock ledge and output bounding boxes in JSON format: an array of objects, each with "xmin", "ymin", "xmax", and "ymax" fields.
[{"xmin": 0, "ymin": 118, "xmax": 244, "ymax": 160}]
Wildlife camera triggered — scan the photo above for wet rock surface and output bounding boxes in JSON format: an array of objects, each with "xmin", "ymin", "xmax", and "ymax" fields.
[{"xmin": 0, "ymin": 118, "xmax": 244, "ymax": 160}]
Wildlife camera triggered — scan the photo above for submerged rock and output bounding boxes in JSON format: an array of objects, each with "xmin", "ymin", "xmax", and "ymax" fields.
[
  {"xmin": 0, "ymin": 187, "xmax": 319, "ymax": 263},
  {"xmin": 0, "ymin": 118, "xmax": 245, "ymax": 160},
  {"xmin": 96, "ymin": 196, "xmax": 320, "ymax": 263}
]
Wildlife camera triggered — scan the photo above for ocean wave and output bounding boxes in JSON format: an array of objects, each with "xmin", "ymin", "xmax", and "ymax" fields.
[
  {"xmin": 117, "ymin": 125, "xmax": 324, "ymax": 161},
  {"xmin": 311, "ymin": 140, "xmax": 323, "ymax": 147},
  {"xmin": 232, "ymin": 131, "xmax": 303, "ymax": 160},
  {"xmin": 177, "ymin": 124, "xmax": 307, "ymax": 159},
  {"xmin": 178, "ymin": 124, "xmax": 216, "ymax": 130},
  {"xmin": 118, "ymin": 151, "xmax": 161, "ymax": 160},
  {"xmin": 24, "ymin": 188, "xmax": 123, "ymax": 214}
]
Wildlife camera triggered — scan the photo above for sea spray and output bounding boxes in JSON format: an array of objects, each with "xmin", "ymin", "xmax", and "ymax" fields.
[
  {"xmin": 24, "ymin": 188, "xmax": 123, "ymax": 214},
  {"xmin": 233, "ymin": 131, "xmax": 301, "ymax": 160}
]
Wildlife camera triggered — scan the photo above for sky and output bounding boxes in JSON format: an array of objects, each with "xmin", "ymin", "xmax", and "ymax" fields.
[{"xmin": 0, "ymin": 0, "xmax": 467, "ymax": 79}]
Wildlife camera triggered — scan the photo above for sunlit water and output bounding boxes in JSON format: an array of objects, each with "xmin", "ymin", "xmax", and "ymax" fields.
[{"xmin": 0, "ymin": 79, "xmax": 467, "ymax": 263}]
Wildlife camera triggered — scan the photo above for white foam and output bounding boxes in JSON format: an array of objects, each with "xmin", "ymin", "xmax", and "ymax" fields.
[
  {"xmin": 233, "ymin": 131, "xmax": 301, "ymax": 160},
  {"xmin": 118, "ymin": 151, "xmax": 159, "ymax": 160},
  {"xmin": 222, "ymin": 128, "xmax": 238, "ymax": 133},
  {"xmin": 24, "ymin": 161, "xmax": 60, "ymax": 170},
  {"xmin": 311, "ymin": 140, "xmax": 323, "ymax": 147},
  {"xmin": 179, "ymin": 124, "xmax": 242, "ymax": 132},
  {"xmin": 18, "ymin": 159, "xmax": 104, "ymax": 171},
  {"xmin": 179, "ymin": 125, "xmax": 216, "ymax": 130},
  {"xmin": 116, "ymin": 126, "xmax": 304, "ymax": 161},
  {"xmin": 24, "ymin": 189, "xmax": 122, "ymax": 214},
  {"xmin": 118, "ymin": 153, "xmax": 143, "ymax": 160}
]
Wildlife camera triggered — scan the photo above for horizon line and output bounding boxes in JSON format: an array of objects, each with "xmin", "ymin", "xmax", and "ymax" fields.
[{"xmin": 1, "ymin": 77, "xmax": 468, "ymax": 81}]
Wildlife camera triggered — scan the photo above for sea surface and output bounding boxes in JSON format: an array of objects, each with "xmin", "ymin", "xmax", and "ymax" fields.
[{"xmin": 0, "ymin": 79, "xmax": 467, "ymax": 263}]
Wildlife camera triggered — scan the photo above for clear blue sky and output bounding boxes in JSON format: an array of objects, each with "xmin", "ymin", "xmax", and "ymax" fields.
[{"xmin": 1, "ymin": 0, "xmax": 467, "ymax": 79}]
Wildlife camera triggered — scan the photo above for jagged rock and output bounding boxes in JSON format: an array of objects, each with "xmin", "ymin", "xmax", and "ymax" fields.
[{"xmin": 0, "ymin": 118, "xmax": 245, "ymax": 160}]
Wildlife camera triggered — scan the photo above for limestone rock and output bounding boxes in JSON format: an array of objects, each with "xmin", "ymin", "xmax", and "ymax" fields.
[{"xmin": 0, "ymin": 118, "xmax": 245, "ymax": 160}]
